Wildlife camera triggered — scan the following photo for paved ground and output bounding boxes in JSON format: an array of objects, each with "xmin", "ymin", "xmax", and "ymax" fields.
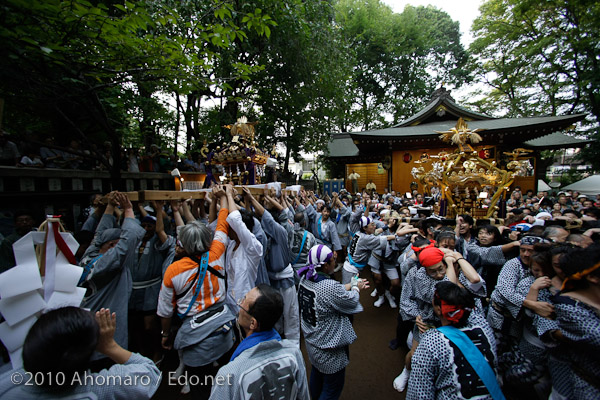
[{"xmin": 154, "ymin": 272, "xmax": 408, "ymax": 399}]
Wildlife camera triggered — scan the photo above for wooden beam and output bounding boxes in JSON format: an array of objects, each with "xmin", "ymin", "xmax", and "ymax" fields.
[
  {"xmin": 138, "ymin": 191, "xmax": 207, "ymax": 201},
  {"xmin": 117, "ymin": 185, "xmax": 297, "ymax": 202},
  {"xmin": 100, "ymin": 192, "xmax": 140, "ymax": 203},
  {"xmin": 233, "ymin": 186, "xmax": 266, "ymax": 196},
  {"xmin": 124, "ymin": 192, "xmax": 139, "ymax": 202}
]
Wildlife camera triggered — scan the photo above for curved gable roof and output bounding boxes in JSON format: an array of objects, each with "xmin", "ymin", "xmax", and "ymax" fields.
[{"xmin": 392, "ymin": 87, "xmax": 493, "ymax": 127}]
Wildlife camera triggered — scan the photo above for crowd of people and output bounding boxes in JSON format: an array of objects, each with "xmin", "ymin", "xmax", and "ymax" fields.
[
  {"xmin": 0, "ymin": 131, "xmax": 303, "ymax": 183},
  {"xmin": 0, "ymin": 183, "xmax": 599, "ymax": 399},
  {"xmin": 0, "ymin": 129, "xmax": 183, "ymax": 173}
]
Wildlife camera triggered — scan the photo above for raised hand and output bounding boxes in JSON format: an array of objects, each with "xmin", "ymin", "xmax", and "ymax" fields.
[
  {"xmin": 170, "ymin": 200, "xmax": 181, "ymax": 213},
  {"xmin": 531, "ymin": 276, "xmax": 552, "ymax": 291},
  {"xmin": 114, "ymin": 192, "xmax": 132, "ymax": 210},
  {"xmin": 95, "ymin": 308, "xmax": 117, "ymax": 354}
]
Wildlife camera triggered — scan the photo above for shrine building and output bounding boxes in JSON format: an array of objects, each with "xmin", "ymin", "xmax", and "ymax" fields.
[{"xmin": 327, "ymin": 87, "xmax": 590, "ymax": 194}]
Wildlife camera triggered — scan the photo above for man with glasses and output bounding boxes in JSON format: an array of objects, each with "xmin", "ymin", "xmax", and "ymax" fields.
[{"xmin": 210, "ymin": 284, "xmax": 309, "ymax": 400}]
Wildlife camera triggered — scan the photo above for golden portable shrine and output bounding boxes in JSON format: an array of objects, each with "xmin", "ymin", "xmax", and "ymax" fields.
[
  {"xmin": 198, "ymin": 117, "xmax": 270, "ymax": 187},
  {"xmin": 411, "ymin": 118, "xmax": 533, "ymax": 219}
]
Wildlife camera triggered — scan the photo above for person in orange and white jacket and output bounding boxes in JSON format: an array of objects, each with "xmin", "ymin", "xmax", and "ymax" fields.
[{"xmin": 157, "ymin": 185, "xmax": 235, "ymax": 399}]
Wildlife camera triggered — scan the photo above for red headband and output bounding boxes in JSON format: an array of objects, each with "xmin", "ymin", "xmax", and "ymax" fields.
[
  {"xmin": 440, "ymin": 299, "xmax": 469, "ymax": 323},
  {"xmin": 411, "ymin": 240, "xmax": 435, "ymax": 254},
  {"xmin": 418, "ymin": 246, "xmax": 444, "ymax": 268}
]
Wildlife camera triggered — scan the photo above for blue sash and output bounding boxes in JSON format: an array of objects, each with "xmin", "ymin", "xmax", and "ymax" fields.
[
  {"xmin": 437, "ymin": 326, "xmax": 505, "ymax": 400},
  {"xmin": 178, "ymin": 252, "xmax": 210, "ymax": 319},
  {"xmin": 317, "ymin": 216, "xmax": 324, "ymax": 240},
  {"xmin": 78, "ymin": 254, "xmax": 103, "ymax": 285},
  {"xmin": 292, "ymin": 230, "xmax": 309, "ymax": 265},
  {"xmin": 347, "ymin": 252, "xmax": 366, "ymax": 269},
  {"xmin": 317, "ymin": 216, "xmax": 332, "ymax": 246}
]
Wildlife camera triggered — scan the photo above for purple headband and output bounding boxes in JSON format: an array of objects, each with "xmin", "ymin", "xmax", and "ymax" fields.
[
  {"xmin": 360, "ymin": 216, "xmax": 372, "ymax": 228},
  {"xmin": 297, "ymin": 244, "xmax": 333, "ymax": 281}
]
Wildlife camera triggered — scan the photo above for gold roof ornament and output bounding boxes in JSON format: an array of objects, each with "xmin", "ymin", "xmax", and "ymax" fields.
[
  {"xmin": 223, "ymin": 116, "xmax": 258, "ymax": 144},
  {"xmin": 436, "ymin": 118, "xmax": 483, "ymax": 153}
]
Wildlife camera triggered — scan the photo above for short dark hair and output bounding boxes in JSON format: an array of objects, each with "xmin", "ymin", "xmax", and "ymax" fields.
[
  {"xmin": 562, "ymin": 209, "xmax": 581, "ymax": 218},
  {"xmin": 23, "ymin": 307, "xmax": 98, "ymax": 389},
  {"xmin": 434, "ymin": 227, "xmax": 456, "ymax": 243},
  {"xmin": 14, "ymin": 210, "xmax": 34, "ymax": 222},
  {"xmin": 412, "ymin": 235, "xmax": 432, "ymax": 249},
  {"xmin": 585, "ymin": 207, "xmax": 600, "ymax": 219},
  {"xmin": 475, "ymin": 224, "xmax": 502, "ymax": 246},
  {"xmin": 433, "ymin": 281, "xmax": 475, "ymax": 327},
  {"xmin": 248, "ymin": 284, "xmax": 283, "ymax": 332},
  {"xmin": 458, "ymin": 214, "xmax": 475, "ymax": 226},
  {"xmin": 421, "ymin": 217, "xmax": 442, "ymax": 234},
  {"xmin": 239, "ymin": 208, "xmax": 255, "ymax": 232},
  {"xmin": 294, "ymin": 212, "xmax": 305, "ymax": 226}
]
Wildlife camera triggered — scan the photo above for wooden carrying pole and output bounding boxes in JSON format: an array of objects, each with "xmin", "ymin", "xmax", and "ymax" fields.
[{"xmin": 120, "ymin": 186, "xmax": 296, "ymax": 202}]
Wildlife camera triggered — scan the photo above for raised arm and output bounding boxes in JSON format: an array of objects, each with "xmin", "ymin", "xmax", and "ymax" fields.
[
  {"xmin": 333, "ymin": 193, "xmax": 344, "ymax": 209},
  {"xmin": 225, "ymin": 184, "xmax": 240, "ymax": 212},
  {"xmin": 151, "ymin": 200, "xmax": 168, "ymax": 244},
  {"xmin": 137, "ymin": 202, "xmax": 148, "ymax": 219},
  {"xmin": 170, "ymin": 200, "xmax": 185, "ymax": 228},
  {"xmin": 96, "ymin": 308, "xmax": 132, "ymax": 364},
  {"xmin": 281, "ymin": 192, "xmax": 290, "ymax": 210},
  {"xmin": 305, "ymin": 191, "xmax": 315, "ymax": 206},
  {"xmin": 197, "ymin": 198, "xmax": 207, "ymax": 220},
  {"xmin": 444, "ymin": 254, "xmax": 459, "ymax": 284},
  {"xmin": 208, "ymin": 191, "xmax": 219, "ymax": 223},
  {"xmin": 244, "ymin": 187, "xmax": 266, "ymax": 218},
  {"xmin": 264, "ymin": 192, "xmax": 284, "ymax": 213},
  {"xmin": 364, "ymin": 199, "xmax": 371, "ymax": 217},
  {"xmin": 181, "ymin": 198, "xmax": 195, "ymax": 223},
  {"xmin": 451, "ymin": 251, "xmax": 480, "ymax": 284},
  {"xmin": 115, "ymin": 192, "xmax": 135, "ymax": 219},
  {"xmin": 294, "ymin": 194, "xmax": 302, "ymax": 209}
]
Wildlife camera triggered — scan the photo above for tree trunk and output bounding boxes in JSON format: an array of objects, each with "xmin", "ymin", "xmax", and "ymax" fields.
[
  {"xmin": 110, "ymin": 140, "xmax": 123, "ymax": 191},
  {"xmin": 174, "ymin": 92, "xmax": 180, "ymax": 155},
  {"xmin": 222, "ymin": 99, "xmax": 239, "ymax": 131},
  {"xmin": 139, "ymin": 85, "xmax": 156, "ymax": 149},
  {"xmin": 183, "ymin": 94, "xmax": 196, "ymax": 152},
  {"xmin": 284, "ymin": 121, "xmax": 291, "ymax": 172}
]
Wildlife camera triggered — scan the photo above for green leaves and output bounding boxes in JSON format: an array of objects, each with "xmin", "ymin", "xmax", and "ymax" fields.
[
  {"xmin": 214, "ymin": 5, "xmax": 232, "ymax": 21},
  {"xmin": 468, "ymin": 0, "xmax": 600, "ymax": 168},
  {"xmin": 0, "ymin": 0, "xmax": 282, "ymax": 163},
  {"xmin": 469, "ymin": 0, "xmax": 599, "ymax": 120},
  {"xmin": 0, "ymin": 0, "xmax": 475, "ymax": 172},
  {"xmin": 334, "ymin": 0, "xmax": 468, "ymax": 129},
  {"xmin": 242, "ymin": 8, "xmax": 277, "ymax": 37}
]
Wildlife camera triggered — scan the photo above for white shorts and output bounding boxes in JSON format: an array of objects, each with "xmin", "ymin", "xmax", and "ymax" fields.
[
  {"xmin": 372, "ymin": 265, "xmax": 399, "ymax": 280},
  {"xmin": 369, "ymin": 256, "xmax": 399, "ymax": 280}
]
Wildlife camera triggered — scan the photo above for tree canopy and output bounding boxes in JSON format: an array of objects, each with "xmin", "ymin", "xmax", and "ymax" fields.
[
  {"xmin": 334, "ymin": 0, "xmax": 468, "ymax": 130},
  {"xmin": 0, "ymin": 0, "xmax": 471, "ymax": 177},
  {"xmin": 468, "ymin": 0, "xmax": 600, "ymax": 167}
]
